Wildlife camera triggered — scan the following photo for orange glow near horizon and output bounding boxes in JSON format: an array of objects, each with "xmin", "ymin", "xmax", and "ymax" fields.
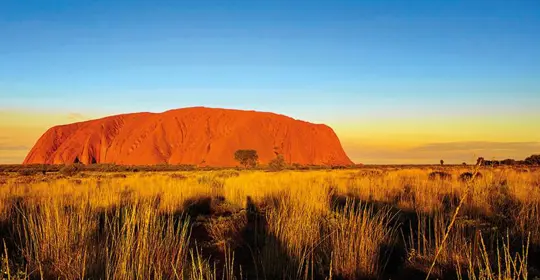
[
  {"xmin": 0, "ymin": 110, "xmax": 95, "ymax": 164},
  {"xmin": 1, "ymin": 110, "xmax": 539, "ymax": 164},
  {"xmin": 331, "ymin": 115, "xmax": 540, "ymax": 164}
]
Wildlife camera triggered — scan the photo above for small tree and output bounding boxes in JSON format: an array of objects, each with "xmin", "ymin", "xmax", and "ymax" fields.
[
  {"xmin": 476, "ymin": 157, "xmax": 485, "ymax": 166},
  {"xmin": 524, "ymin": 154, "xmax": 540, "ymax": 166},
  {"xmin": 268, "ymin": 154, "xmax": 286, "ymax": 171},
  {"xmin": 501, "ymin": 159, "xmax": 516, "ymax": 165},
  {"xmin": 234, "ymin": 150, "xmax": 259, "ymax": 168},
  {"xmin": 440, "ymin": 159, "xmax": 444, "ymax": 166}
]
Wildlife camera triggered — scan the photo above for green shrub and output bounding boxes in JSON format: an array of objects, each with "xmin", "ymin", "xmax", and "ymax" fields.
[
  {"xmin": 268, "ymin": 154, "xmax": 286, "ymax": 172},
  {"xmin": 234, "ymin": 150, "xmax": 259, "ymax": 168}
]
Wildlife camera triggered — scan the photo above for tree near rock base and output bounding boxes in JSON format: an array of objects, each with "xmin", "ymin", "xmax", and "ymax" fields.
[{"xmin": 234, "ymin": 150, "xmax": 259, "ymax": 168}]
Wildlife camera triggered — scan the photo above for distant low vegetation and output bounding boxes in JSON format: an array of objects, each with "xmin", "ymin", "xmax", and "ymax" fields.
[
  {"xmin": 0, "ymin": 162, "xmax": 354, "ymax": 174},
  {"xmin": 439, "ymin": 154, "xmax": 540, "ymax": 167},
  {"xmin": 268, "ymin": 154, "xmax": 286, "ymax": 171},
  {"xmin": 2, "ymin": 154, "xmax": 539, "ymax": 175},
  {"xmin": 0, "ymin": 163, "xmax": 199, "ymax": 173},
  {"xmin": 478, "ymin": 154, "xmax": 540, "ymax": 166}
]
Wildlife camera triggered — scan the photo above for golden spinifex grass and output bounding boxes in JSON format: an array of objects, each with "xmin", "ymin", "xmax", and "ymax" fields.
[{"xmin": 0, "ymin": 167, "xmax": 537, "ymax": 279}]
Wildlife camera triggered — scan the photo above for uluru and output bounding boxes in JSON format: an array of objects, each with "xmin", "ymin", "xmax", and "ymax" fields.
[{"xmin": 23, "ymin": 107, "xmax": 353, "ymax": 167}]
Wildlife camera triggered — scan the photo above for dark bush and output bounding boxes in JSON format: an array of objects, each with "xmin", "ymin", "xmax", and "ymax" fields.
[
  {"xmin": 268, "ymin": 154, "xmax": 286, "ymax": 172},
  {"xmin": 291, "ymin": 163, "xmax": 309, "ymax": 170},
  {"xmin": 459, "ymin": 172, "xmax": 483, "ymax": 182},
  {"xmin": 234, "ymin": 150, "xmax": 259, "ymax": 168},
  {"xmin": 484, "ymin": 160, "xmax": 500, "ymax": 166},
  {"xmin": 60, "ymin": 165, "xmax": 80, "ymax": 177},
  {"xmin": 501, "ymin": 159, "xmax": 516, "ymax": 165},
  {"xmin": 476, "ymin": 157, "xmax": 485, "ymax": 166},
  {"xmin": 331, "ymin": 165, "xmax": 346, "ymax": 169},
  {"xmin": 428, "ymin": 171, "xmax": 452, "ymax": 181},
  {"xmin": 525, "ymin": 154, "xmax": 540, "ymax": 166},
  {"xmin": 18, "ymin": 169, "xmax": 37, "ymax": 176}
]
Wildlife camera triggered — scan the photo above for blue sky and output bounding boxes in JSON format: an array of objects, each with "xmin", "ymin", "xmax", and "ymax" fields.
[{"xmin": 1, "ymin": 0, "xmax": 539, "ymax": 163}]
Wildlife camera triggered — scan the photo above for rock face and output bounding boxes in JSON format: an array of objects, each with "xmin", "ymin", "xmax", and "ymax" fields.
[{"xmin": 24, "ymin": 107, "xmax": 353, "ymax": 166}]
